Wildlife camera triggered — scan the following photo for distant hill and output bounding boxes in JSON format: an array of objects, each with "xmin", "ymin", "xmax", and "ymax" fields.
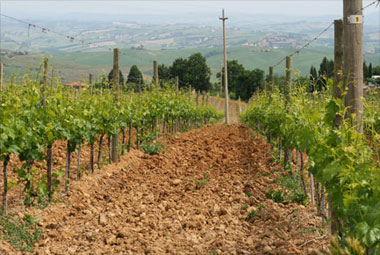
[{"xmin": 3, "ymin": 46, "xmax": 379, "ymax": 83}]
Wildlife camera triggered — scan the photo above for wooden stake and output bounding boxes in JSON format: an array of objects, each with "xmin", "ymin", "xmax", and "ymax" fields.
[
  {"xmin": 42, "ymin": 58, "xmax": 48, "ymax": 107},
  {"xmin": 330, "ymin": 18, "xmax": 345, "ymax": 236},
  {"xmin": 112, "ymin": 48, "xmax": 120, "ymax": 163},
  {"xmin": 0, "ymin": 62, "xmax": 3, "ymax": 92},
  {"xmin": 285, "ymin": 56, "xmax": 292, "ymax": 104},
  {"xmin": 89, "ymin": 73, "xmax": 93, "ymax": 95},
  {"xmin": 269, "ymin": 66, "xmax": 274, "ymax": 91},
  {"xmin": 175, "ymin": 76, "xmax": 179, "ymax": 96},
  {"xmin": 283, "ymin": 56, "xmax": 292, "ymax": 169},
  {"xmin": 334, "ymin": 19, "xmax": 344, "ymax": 127},
  {"xmin": 153, "ymin": 60, "xmax": 159, "ymax": 89}
]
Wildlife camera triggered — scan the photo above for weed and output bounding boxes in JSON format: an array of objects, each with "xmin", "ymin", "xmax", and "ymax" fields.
[
  {"xmin": 245, "ymin": 204, "xmax": 264, "ymax": 222},
  {"xmin": 245, "ymin": 192, "xmax": 252, "ymax": 197},
  {"xmin": 279, "ymin": 174, "xmax": 308, "ymax": 205},
  {"xmin": 266, "ymin": 189, "xmax": 285, "ymax": 203},
  {"xmin": 289, "ymin": 189, "xmax": 308, "ymax": 205},
  {"xmin": 241, "ymin": 204, "xmax": 248, "ymax": 210},
  {"xmin": 194, "ymin": 173, "xmax": 210, "ymax": 189},
  {"xmin": 141, "ymin": 142, "xmax": 164, "ymax": 155},
  {"xmin": 0, "ymin": 214, "xmax": 42, "ymax": 252},
  {"xmin": 246, "ymin": 209, "xmax": 256, "ymax": 221}
]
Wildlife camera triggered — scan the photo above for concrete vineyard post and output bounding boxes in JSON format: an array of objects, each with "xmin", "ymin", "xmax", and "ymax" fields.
[
  {"xmin": 112, "ymin": 48, "xmax": 120, "ymax": 164},
  {"xmin": 343, "ymin": 0, "xmax": 363, "ymax": 132},
  {"xmin": 220, "ymin": 9, "xmax": 229, "ymax": 124}
]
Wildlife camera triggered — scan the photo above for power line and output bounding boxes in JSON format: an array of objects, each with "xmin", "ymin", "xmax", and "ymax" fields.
[
  {"xmin": 270, "ymin": 0, "xmax": 380, "ymax": 69},
  {"xmin": 0, "ymin": 13, "xmax": 113, "ymax": 50}
]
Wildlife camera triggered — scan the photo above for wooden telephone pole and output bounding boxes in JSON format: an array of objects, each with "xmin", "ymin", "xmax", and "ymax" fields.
[
  {"xmin": 219, "ymin": 65, "xmax": 223, "ymax": 96},
  {"xmin": 111, "ymin": 48, "xmax": 120, "ymax": 164},
  {"xmin": 220, "ymin": 9, "xmax": 229, "ymax": 124},
  {"xmin": 343, "ymin": 0, "xmax": 363, "ymax": 131}
]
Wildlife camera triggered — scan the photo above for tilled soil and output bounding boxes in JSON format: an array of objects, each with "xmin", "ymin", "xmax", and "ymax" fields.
[{"xmin": 1, "ymin": 124, "xmax": 328, "ymax": 255}]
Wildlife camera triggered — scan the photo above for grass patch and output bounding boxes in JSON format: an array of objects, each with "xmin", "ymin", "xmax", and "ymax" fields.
[{"xmin": 0, "ymin": 214, "xmax": 43, "ymax": 252}]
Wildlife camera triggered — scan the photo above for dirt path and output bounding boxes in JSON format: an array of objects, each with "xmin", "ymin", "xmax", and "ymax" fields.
[{"xmin": 1, "ymin": 124, "xmax": 328, "ymax": 255}]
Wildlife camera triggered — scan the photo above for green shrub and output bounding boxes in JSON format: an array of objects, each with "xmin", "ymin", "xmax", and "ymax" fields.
[
  {"xmin": 141, "ymin": 142, "xmax": 163, "ymax": 155},
  {"xmin": 266, "ymin": 189, "xmax": 285, "ymax": 203}
]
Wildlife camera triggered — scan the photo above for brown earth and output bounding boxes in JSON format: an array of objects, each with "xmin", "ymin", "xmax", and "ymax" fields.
[{"xmin": 1, "ymin": 124, "xmax": 328, "ymax": 255}]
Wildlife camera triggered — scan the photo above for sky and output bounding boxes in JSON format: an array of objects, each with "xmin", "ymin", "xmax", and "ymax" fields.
[{"xmin": 1, "ymin": 1, "xmax": 378, "ymax": 20}]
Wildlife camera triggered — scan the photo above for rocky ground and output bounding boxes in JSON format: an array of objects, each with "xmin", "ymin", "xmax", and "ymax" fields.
[{"xmin": 1, "ymin": 124, "xmax": 329, "ymax": 255}]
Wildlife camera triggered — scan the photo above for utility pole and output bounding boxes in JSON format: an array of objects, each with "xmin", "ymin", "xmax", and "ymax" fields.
[
  {"xmin": 153, "ymin": 60, "xmax": 159, "ymax": 89},
  {"xmin": 343, "ymin": 0, "xmax": 363, "ymax": 131},
  {"xmin": 111, "ymin": 48, "xmax": 120, "ymax": 164},
  {"xmin": 220, "ymin": 9, "xmax": 229, "ymax": 124},
  {"xmin": 219, "ymin": 65, "xmax": 223, "ymax": 96}
]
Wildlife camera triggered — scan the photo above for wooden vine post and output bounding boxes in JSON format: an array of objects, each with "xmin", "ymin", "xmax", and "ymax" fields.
[
  {"xmin": 283, "ymin": 56, "xmax": 292, "ymax": 169},
  {"xmin": 175, "ymin": 76, "xmax": 179, "ymax": 96},
  {"xmin": 111, "ymin": 48, "xmax": 120, "ymax": 164},
  {"xmin": 0, "ymin": 62, "xmax": 3, "ymax": 92},
  {"xmin": 343, "ymin": 0, "xmax": 364, "ymax": 131},
  {"xmin": 269, "ymin": 66, "xmax": 274, "ymax": 91},
  {"xmin": 42, "ymin": 58, "xmax": 53, "ymax": 201},
  {"xmin": 89, "ymin": 73, "xmax": 93, "ymax": 95},
  {"xmin": 1, "ymin": 62, "xmax": 8, "ymax": 214},
  {"xmin": 153, "ymin": 60, "xmax": 159, "ymax": 89},
  {"xmin": 329, "ymin": 19, "xmax": 345, "ymax": 236}
]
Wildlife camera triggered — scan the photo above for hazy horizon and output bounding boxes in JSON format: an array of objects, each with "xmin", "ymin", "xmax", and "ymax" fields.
[{"xmin": 1, "ymin": 1, "xmax": 379, "ymax": 22}]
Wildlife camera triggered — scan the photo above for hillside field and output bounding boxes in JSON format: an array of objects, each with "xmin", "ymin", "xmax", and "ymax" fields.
[{"xmin": 3, "ymin": 46, "xmax": 379, "ymax": 83}]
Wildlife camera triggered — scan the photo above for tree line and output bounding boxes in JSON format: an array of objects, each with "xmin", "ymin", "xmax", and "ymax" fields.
[
  {"xmin": 94, "ymin": 52, "xmax": 265, "ymax": 102},
  {"xmin": 309, "ymin": 57, "xmax": 380, "ymax": 92}
]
